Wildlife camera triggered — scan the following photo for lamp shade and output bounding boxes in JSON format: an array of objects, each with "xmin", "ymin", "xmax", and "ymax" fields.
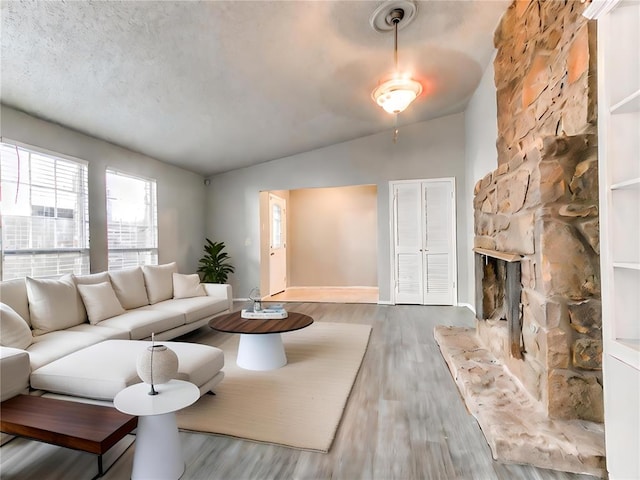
[{"xmin": 372, "ymin": 77, "xmax": 422, "ymax": 114}]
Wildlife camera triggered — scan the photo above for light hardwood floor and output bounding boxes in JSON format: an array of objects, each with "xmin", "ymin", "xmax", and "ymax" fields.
[
  {"xmin": 0, "ymin": 303, "xmax": 596, "ymax": 480},
  {"xmin": 267, "ymin": 287, "xmax": 379, "ymax": 304}
]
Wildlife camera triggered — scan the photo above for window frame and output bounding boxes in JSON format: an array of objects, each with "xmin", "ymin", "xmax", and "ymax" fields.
[
  {"xmin": 0, "ymin": 138, "xmax": 90, "ymax": 280},
  {"xmin": 105, "ymin": 168, "xmax": 158, "ymax": 270}
]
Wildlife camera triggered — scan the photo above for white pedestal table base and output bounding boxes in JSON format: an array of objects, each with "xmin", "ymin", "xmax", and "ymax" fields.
[
  {"xmin": 132, "ymin": 412, "xmax": 184, "ymax": 480},
  {"xmin": 237, "ymin": 333, "xmax": 287, "ymax": 370}
]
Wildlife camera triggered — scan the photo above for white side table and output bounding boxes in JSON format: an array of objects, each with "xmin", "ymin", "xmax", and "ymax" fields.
[{"xmin": 114, "ymin": 380, "xmax": 199, "ymax": 480}]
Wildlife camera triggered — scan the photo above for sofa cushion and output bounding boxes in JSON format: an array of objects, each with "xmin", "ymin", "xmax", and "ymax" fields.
[
  {"xmin": 30, "ymin": 339, "xmax": 224, "ymax": 401},
  {"xmin": 77, "ymin": 282, "xmax": 125, "ymax": 324},
  {"xmin": 97, "ymin": 307, "xmax": 184, "ymax": 340},
  {"xmin": 27, "ymin": 330, "xmax": 107, "ymax": 370},
  {"xmin": 109, "ymin": 267, "xmax": 149, "ymax": 309},
  {"xmin": 75, "ymin": 272, "xmax": 111, "ymax": 285},
  {"xmin": 73, "ymin": 272, "xmax": 111, "ymax": 321},
  {"xmin": 0, "ymin": 347, "xmax": 31, "ymax": 401},
  {"xmin": 0, "ymin": 303, "xmax": 33, "ymax": 349},
  {"xmin": 172, "ymin": 273, "xmax": 206, "ymax": 299},
  {"xmin": 150, "ymin": 296, "xmax": 230, "ymax": 324},
  {"xmin": 142, "ymin": 262, "xmax": 177, "ymax": 304},
  {"xmin": 66, "ymin": 324, "xmax": 130, "ymax": 340},
  {"xmin": 0, "ymin": 278, "xmax": 30, "ymax": 326},
  {"xmin": 26, "ymin": 275, "xmax": 84, "ymax": 336}
]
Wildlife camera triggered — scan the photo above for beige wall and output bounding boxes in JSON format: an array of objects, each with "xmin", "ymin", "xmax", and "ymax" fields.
[
  {"xmin": 0, "ymin": 105, "xmax": 207, "ymax": 274},
  {"xmin": 288, "ymin": 185, "xmax": 377, "ymax": 287}
]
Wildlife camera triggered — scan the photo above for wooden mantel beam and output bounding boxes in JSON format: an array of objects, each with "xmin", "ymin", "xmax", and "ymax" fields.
[{"xmin": 473, "ymin": 247, "xmax": 522, "ymax": 263}]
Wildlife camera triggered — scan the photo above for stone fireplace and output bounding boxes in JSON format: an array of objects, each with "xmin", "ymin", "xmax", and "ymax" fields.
[
  {"xmin": 435, "ymin": 0, "xmax": 606, "ymax": 476},
  {"xmin": 473, "ymin": 133, "xmax": 603, "ymax": 423},
  {"xmin": 471, "ymin": 0, "xmax": 603, "ymax": 424}
]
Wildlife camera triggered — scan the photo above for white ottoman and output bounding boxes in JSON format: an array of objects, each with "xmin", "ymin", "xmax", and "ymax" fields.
[{"xmin": 30, "ymin": 340, "xmax": 224, "ymax": 401}]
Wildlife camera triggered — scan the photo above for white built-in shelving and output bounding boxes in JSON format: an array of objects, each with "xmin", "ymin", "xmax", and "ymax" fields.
[{"xmin": 584, "ymin": 0, "xmax": 640, "ymax": 478}]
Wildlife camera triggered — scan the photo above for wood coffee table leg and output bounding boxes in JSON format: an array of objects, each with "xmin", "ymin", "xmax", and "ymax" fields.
[{"xmin": 237, "ymin": 333, "xmax": 287, "ymax": 370}]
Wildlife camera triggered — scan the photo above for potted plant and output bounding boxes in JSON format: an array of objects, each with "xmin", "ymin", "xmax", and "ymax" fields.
[{"xmin": 197, "ymin": 239, "xmax": 235, "ymax": 283}]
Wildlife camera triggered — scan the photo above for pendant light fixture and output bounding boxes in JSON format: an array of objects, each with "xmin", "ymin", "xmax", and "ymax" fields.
[{"xmin": 371, "ymin": 2, "xmax": 422, "ymax": 114}]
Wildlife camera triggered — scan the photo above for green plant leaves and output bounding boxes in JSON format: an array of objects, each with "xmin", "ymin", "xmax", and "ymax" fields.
[{"xmin": 197, "ymin": 239, "xmax": 235, "ymax": 283}]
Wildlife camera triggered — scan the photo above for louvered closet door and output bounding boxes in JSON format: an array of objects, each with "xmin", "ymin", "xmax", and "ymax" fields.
[
  {"xmin": 393, "ymin": 182, "xmax": 423, "ymax": 304},
  {"xmin": 391, "ymin": 178, "xmax": 456, "ymax": 305},
  {"xmin": 423, "ymin": 180, "xmax": 454, "ymax": 305}
]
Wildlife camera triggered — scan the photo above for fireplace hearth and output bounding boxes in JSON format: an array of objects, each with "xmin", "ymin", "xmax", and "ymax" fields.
[{"xmin": 435, "ymin": 0, "xmax": 605, "ymax": 475}]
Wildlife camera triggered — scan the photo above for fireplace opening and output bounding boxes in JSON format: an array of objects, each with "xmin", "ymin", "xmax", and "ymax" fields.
[
  {"xmin": 480, "ymin": 256, "xmax": 506, "ymax": 321},
  {"xmin": 475, "ymin": 249, "xmax": 524, "ymax": 359}
]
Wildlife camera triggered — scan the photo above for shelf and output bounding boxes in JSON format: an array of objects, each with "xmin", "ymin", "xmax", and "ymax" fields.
[
  {"xmin": 608, "ymin": 339, "xmax": 640, "ymax": 371},
  {"xmin": 611, "ymin": 177, "xmax": 640, "ymax": 190},
  {"xmin": 611, "ymin": 89, "xmax": 640, "ymax": 114},
  {"xmin": 618, "ymin": 339, "xmax": 640, "ymax": 352},
  {"xmin": 613, "ymin": 262, "xmax": 640, "ymax": 270}
]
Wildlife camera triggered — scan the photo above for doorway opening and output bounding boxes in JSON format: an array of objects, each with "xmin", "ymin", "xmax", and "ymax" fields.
[{"xmin": 259, "ymin": 185, "xmax": 379, "ymax": 304}]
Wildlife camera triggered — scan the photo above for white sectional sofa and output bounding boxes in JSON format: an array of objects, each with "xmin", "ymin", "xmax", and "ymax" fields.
[{"xmin": 0, "ymin": 263, "xmax": 231, "ymax": 403}]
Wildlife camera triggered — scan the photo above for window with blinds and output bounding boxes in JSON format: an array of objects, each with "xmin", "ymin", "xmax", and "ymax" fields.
[
  {"xmin": 0, "ymin": 142, "xmax": 90, "ymax": 280},
  {"xmin": 106, "ymin": 169, "xmax": 158, "ymax": 270}
]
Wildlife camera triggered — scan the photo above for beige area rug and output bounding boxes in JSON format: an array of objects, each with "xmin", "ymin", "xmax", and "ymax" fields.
[{"xmin": 176, "ymin": 322, "xmax": 372, "ymax": 452}]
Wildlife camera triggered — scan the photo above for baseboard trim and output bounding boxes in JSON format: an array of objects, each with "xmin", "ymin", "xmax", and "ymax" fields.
[
  {"xmin": 459, "ymin": 303, "xmax": 476, "ymax": 314},
  {"xmin": 377, "ymin": 300, "xmax": 394, "ymax": 305}
]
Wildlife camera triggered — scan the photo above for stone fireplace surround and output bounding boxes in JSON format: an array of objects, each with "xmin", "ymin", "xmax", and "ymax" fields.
[
  {"xmin": 436, "ymin": 0, "xmax": 607, "ymax": 476},
  {"xmin": 473, "ymin": 134, "xmax": 603, "ymax": 424},
  {"xmin": 435, "ymin": 135, "xmax": 606, "ymax": 476}
]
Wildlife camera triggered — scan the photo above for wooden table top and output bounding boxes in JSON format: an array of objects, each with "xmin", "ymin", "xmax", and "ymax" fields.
[
  {"xmin": 209, "ymin": 310, "xmax": 313, "ymax": 335},
  {"xmin": 0, "ymin": 394, "xmax": 137, "ymax": 455}
]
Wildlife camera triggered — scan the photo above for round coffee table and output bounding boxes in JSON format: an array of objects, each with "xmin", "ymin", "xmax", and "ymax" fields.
[{"xmin": 209, "ymin": 311, "xmax": 313, "ymax": 371}]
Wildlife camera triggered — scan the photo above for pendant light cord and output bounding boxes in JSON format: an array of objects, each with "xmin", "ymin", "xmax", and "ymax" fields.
[
  {"xmin": 393, "ymin": 18, "xmax": 399, "ymax": 70},
  {"xmin": 393, "ymin": 14, "xmax": 401, "ymax": 143}
]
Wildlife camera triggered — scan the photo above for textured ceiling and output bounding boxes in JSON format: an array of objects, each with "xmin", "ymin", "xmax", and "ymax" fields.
[{"xmin": 1, "ymin": 0, "xmax": 508, "ymax": 176}]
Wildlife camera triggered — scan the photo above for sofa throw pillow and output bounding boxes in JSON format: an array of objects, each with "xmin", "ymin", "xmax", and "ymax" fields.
[
  {"xmin": 72, "ymin": 272, "xmax": 111, "ymax": 322},
  {"xmin": 108, "ymin": 267, "xmax": 150, "ymax": 310},
  {"xmin": 173, "ymin": 273, "xmax": 206, "ymax": 299},
  {"xmin": 142, "ymin": 262, "xmax": 177, "ymax": 304},
  {"xmin": 0, "ymin": 278, "xmax": 31, "ymax": 327},
  {"xmin": 77, "ymin": 282, "xmax": 126, "ymax": 324},
  {"xmin": 0, "ymin": 303, "xmax": 33, "ymax": 349},
  {"xmin": 26, "ymin": 274, "xmax": 85, "ymax": 336}
]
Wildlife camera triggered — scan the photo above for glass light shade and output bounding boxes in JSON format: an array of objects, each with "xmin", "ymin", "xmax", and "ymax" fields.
[{"xmin": 372, "ymin": 77, "xmax": 423, "ymax": 114}]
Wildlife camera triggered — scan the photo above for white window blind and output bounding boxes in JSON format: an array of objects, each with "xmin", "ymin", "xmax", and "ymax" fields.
[
  {"xmin": 106, "ymin": 169, "xmax": 158, "ymax": 270},
  {"xmin": 0, "ymin": 142, "xmax": 90, "ymax": 280}
]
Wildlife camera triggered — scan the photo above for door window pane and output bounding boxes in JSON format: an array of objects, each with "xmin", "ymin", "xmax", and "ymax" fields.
[{"xmin": 272, "ymin": 203, "xmax": 282, "ymax": 248}]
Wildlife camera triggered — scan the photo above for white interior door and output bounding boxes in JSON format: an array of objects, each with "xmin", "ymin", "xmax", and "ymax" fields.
[
  {"xmin": 423, "ymin": 180, "xmax": 455, "ymax": 305},
  {"xmin": 268, "ymin": 194, "xmax": 287, "ymax": 296},
  {"xmin": 393, "ymin": 182, "xmax": 424, "ymax": 304},
  {"xmin": 391, "ymin": 179, "xmax": 456, "ymax": 305}
]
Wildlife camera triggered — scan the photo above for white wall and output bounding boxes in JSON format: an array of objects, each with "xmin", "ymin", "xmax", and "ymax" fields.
[
  {"xmin": 0, "ymin": 105, "xmax": 207, "ymax": 274},
  {"xmin": 463, "ymin": 55, "xmax": 499, "ymax": 310},
  {"xmin": 206, "ymin": 113, "xmax": 468, "ymax": 303}
]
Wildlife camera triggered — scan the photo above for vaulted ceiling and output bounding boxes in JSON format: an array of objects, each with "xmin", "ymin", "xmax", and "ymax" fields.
[{"xmin": 1, "ymin": 1, "xmax": 508, "ymax": 176}]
